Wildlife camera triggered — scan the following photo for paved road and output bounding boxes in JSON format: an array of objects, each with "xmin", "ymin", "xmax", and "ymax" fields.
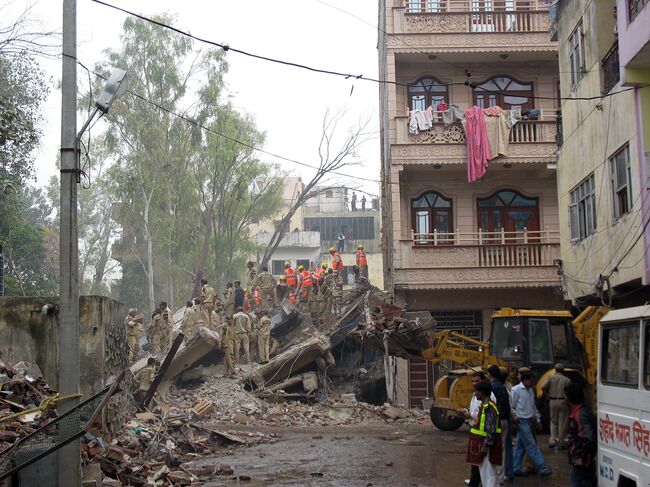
[{"xmin": 195, "ymin": 423, "xmax": 572, "ymax": 486}]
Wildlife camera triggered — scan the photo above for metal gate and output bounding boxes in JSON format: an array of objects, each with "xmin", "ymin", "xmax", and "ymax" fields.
[{"xmin": 408, "ymin": 310, "xmax": 482, "ymax": 408}]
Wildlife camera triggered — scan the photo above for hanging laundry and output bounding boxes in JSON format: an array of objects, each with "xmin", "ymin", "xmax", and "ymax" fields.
[
  {"xmin": 483, "ymin": 108, "xmax": 519, "ymax": 160},
  {"xmin": 408, "ymin": 108, "xmax": 434, "ymax": 134},
  {"xmin": 409, "ymin": 110, "xmax": 420, "ymax": 134},
  {"xmin": 442, "ymin": 105, "xmax": 465, "ymax": 126},
  {"xmin": 462, "ymin": 106, "xmax": 491, "ymax": 183}
]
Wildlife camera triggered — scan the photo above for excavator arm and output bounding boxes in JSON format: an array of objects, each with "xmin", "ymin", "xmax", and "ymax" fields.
[
  {"xmin": 420, "ymin": 330, "xmax": 508, "ymax": 369},
  {"xmin": 571, "ymin": 305, "xmax": 610, "ymax": 384}
]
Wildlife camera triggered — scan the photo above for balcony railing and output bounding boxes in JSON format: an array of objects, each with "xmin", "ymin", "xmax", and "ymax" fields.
[
  {"xmin": 411, "ymin": 229, "xmax": 560, "ymax": 268},
  {"xmin": 602, "ymin": 42, "xmax": 620, "ymax": 94},
  {"xmin": 398, "ymin": 115, "xmax": 558, "ymax": 145},
  {"xmin": 405, "ymin": 0, "xmax": 547, "ymax": 13},
  {"xmin": 403, "ymin": 1, "xmax": 550, "ymax": 33},
  {"xmin": 629, "ymin": 0, "xmax": 649, "ymax": 22}
]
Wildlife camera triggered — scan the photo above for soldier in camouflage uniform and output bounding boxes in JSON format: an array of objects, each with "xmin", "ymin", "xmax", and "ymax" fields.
[
  {"xmin": 309, "ymin": 280, "xmax": 321, "ymax": 328},
  {"xmin": 332, "ymin": 270, "xmax": 344, "ymax": 316}
]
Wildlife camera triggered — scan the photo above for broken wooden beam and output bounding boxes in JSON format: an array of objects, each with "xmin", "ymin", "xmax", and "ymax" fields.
[{"xmin": 140, "ymin": 333, "xmax": 184, "ymax": 409}]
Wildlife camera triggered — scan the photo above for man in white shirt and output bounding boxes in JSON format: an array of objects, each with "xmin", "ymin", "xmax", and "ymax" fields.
[{"xmin": 510, "ymin": 371, "xmax": 552, "ymax": 478}]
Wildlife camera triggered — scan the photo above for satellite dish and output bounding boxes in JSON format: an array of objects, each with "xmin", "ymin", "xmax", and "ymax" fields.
[{"xmin": 538, "ymin": 0, "xmax": 559, "ymax": 6}]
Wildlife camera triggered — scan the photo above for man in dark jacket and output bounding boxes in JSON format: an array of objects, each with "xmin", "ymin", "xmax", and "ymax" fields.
[
  {"xmin": 564, "ymin": 382, "xmax": 597, "ymax": 487},
  {"xmin": 234, "ymin": 281, "xmax": 245, "ymax": 309},
  {"xmin": 487, "ymin": 365, "xmax": 513, "ymax": 482}
]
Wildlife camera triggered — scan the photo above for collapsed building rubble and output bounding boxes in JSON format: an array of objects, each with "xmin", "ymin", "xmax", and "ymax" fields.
[
  {"xmin": 0, "ymin": 359, "xmax": 59, "ymax": 454},
  {"xmin": 1, "ymin": 285, "xmax": 437, "ymax": 485}
]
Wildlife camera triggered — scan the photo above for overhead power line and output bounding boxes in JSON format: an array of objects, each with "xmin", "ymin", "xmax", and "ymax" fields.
[
  {"xmin": 89, "ymin": 0, "xmax": 648, "ymax": 102},
  {"xmin": 68, "ymin": 54, "xmax": 384, "ymax": 184}
]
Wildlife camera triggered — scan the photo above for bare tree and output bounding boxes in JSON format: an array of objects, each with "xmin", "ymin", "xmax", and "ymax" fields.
[
  {"xmin": 259, "ymin": 110, "xmax": 372, "ymax": 268},
  {"xmin": 0, "ymin": 1, "xmax": 60, "ymax": 57}
]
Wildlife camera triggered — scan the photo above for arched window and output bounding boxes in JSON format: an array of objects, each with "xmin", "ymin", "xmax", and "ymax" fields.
[
  {"xmin": 411, "ymin": 191, "xmax": 453, "ymax": 244},
  {"xmin": 472, "ymin": 76, "xmax": 534, "ymax": 110},
  {"xmin": 477, "ymin": 190, "xmax": 539, "ymax": 241},
  {"xmin": 408, "ymin": 76, "xmax": 449, "ymax": 111}
]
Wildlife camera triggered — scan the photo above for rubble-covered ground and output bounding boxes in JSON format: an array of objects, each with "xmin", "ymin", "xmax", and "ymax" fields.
[{"xmin": 1, "ymin": 286, "xmax": 572, "ymax": 485}]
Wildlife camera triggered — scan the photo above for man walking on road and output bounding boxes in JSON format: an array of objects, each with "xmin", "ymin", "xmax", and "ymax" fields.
[
  {"xmin": 511, "ymin": 371, "xmax": 552, "ymax": 478},
  {"xmin": 565, "ymin": 382, "xmax": 597, "ymax": 487},
  {"xmin": 543, "ymin": 363, "xmax": 572, "ymax": 449}
]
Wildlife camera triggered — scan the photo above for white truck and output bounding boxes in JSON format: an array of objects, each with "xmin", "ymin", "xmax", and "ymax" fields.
[{"xmin": 597, "ymin": 305, "xmax": 650, "ymax": 487}]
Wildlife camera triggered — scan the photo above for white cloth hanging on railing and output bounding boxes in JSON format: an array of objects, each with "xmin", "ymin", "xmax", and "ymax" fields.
[{"xmin": 408, "ymin": 106, "xmax": 434, "ymax": 134}]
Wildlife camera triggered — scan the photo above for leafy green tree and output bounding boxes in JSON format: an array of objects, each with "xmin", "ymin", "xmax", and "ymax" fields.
[
  {"xmin": 96, "ymin": 16, "xmax": 283, "ymax": 313},
  {"xmin": 0, "ymin": 51, "xmax": 49, "ymax": 224},
  {"xmin": 1, "ymin": 186, "xmax": 57, "ymax": 296}
]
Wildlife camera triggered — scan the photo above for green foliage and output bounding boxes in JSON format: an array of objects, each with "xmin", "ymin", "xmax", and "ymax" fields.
[
  {"xmin": 91, "ymin": 16, "xmax": 283, "ymax": 313},
  {"xmin": 1, "ymin": 186, "xmax": 57, "ymax": 296},
  {"xmin": 0, "ymin": 52, "xmax": 49, "ymax": 190}
]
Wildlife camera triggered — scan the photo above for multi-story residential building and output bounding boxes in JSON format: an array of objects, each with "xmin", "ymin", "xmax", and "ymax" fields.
[
  {"xmin": 552, "ymin": 0, "xmax": 650, "ymax": 307},
  {"xmin": 379, "ymin": 0, "xmax": 564, "ymax": 407}
]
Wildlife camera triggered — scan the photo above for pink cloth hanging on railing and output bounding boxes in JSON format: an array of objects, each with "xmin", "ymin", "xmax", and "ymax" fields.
[{"xmin": 463, "ymin": 106, "xmax": 491, "ymax": 183}]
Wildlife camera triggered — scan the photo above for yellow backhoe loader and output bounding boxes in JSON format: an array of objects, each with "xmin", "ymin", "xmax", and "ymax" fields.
[{"xmin": 425, "ymin": 306, "xmax": 609, "ymax": 430}]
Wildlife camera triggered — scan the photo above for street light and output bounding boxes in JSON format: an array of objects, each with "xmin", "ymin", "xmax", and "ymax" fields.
[{"xmin": 73, "ymin": 68, "xmax": 128, "ymax": 182}]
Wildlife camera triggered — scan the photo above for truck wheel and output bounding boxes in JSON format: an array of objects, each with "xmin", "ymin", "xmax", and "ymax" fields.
[{"xmin": 430, "ymin": 406, "xmax": 465, "ymax": 431}]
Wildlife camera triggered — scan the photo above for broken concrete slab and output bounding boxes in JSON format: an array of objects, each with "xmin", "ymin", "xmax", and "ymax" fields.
[
  {"xmin": 239, "ymin": 334, "xmax": 331, "ymax": 390},
  {"xmin": 157, "ymin": 328, "xmax": 221, "ymax": 395}
]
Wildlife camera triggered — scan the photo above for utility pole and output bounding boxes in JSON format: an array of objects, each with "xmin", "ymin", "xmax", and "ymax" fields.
[{"xmin": 59, "ymin": 0, "xmax": 80, "ymax": 485}]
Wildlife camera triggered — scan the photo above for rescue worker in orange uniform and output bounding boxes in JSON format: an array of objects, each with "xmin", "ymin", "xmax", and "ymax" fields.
[
  {"xmin": 284, "ymin": 261, "xmax": 297, "ymax": 290},
  {"xmin": 315, "ymin": 262, "xmax": 327, "ymax": 281},
  {"xmin": 356, "ymin": 244, "xmax": 368, "ymax": 281},
  {"xmin": 253, "ymin": 287, "xmax": 262, "ymax": 309},
  {"xmin": 329, "ymin": 247, "xmax": 344, "ymax": 272},
  {"xmin": 288, "ymin": 291, "xmax": 297, "ymax": 305},
  {"xmin": 297, "ymin": 265, "xmax": 312, "ymax": 311}
]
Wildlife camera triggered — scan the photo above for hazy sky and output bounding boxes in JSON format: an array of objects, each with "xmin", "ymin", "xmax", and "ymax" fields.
[{"xmin": 16, "ymin": 0, "xmax": 381, "ymax": 197}]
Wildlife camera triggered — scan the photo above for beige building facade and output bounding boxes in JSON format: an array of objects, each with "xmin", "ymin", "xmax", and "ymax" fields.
[
  {"xmin": 553, "ymin": 0, "xmax": 650, "ymax": 307},
  {"xmin": 379, "ymin": 0, "xmax": 564, "ymax": 407}
]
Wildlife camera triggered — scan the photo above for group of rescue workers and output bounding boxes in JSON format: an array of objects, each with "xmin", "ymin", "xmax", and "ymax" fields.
[{"xmin": 126, "ymin": 245, "xmax": 370, "ymax": 382}]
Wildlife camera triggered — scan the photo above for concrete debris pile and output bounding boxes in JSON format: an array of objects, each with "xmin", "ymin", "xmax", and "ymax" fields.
[
  {"xmin": 170, "ymin": 374, "xmax": 427, "ymax": 428},
  {"xmin": 0, "ymin": 358, "xmax": 59, "ymax": 453},
  {"xmin": 84, "ymin": 406, "xmax": 278, "ymax": 486},
  {"xmin": 349, "ymin": 295, "xmax": 436, "ymax": 359}
]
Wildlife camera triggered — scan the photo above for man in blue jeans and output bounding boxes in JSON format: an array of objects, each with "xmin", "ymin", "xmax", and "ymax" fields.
[{"xmin": 510, "ymin": 371, "xmax": 552, "ymax": 477}]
